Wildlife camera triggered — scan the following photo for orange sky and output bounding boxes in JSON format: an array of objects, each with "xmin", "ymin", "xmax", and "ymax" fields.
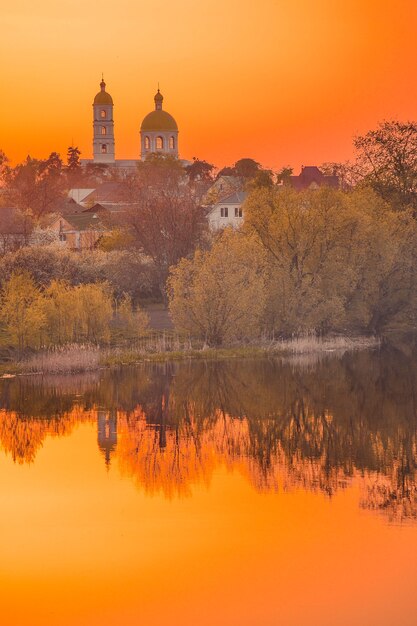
[{"xmin": 1, "ymin": 0, "xmax": 417, "ymax": 171}]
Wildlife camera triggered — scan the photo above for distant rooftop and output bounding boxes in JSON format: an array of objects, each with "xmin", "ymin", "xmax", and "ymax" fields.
[{"xmin": 288, "ymin": 166, "xmax": 339, "ymax": 191}]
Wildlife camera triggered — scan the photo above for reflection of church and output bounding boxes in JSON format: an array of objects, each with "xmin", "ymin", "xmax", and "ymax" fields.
[
  {"xmin": 97, "ymin": 411, "xmax": 118, "ymax": 467},
  {"xmin": 81, "ymin": 78, "xmax": 179, "ymax": 168}
]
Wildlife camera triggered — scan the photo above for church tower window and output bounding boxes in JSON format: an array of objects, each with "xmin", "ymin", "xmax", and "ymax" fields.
[
  {"xmin": 169, "ymin": 137, "xmax": 175, "ymax": 149},
  {"xmin": 101, "ymin": 126, "xmax": 107, "ymax": 135},
  {"xmin": 101, "ymin": 144, "xmax": 107, "ymax": 154},
  {"xmin": 156, "ymin": 137, "xmax": 164, "ymax": 150},
  {"xmin": 145, "ymin": 136, "xmax": 150, "ymax": 150},
  {"xmin": 100, "ymin": 110, "xmax": 107, "ymax": 119}
]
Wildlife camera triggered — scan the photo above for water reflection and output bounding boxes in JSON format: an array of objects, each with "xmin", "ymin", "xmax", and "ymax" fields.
[{"xmin": 0, "ymin": 345, "xmax": 417, "ymax": 521}]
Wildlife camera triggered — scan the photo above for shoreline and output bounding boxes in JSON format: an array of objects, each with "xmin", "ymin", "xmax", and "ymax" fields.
[{"xmin": 0, "ymin": 335, "xmax": 381, "ymax": 378}]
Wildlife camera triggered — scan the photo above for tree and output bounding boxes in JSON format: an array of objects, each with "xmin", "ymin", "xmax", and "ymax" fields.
[
  {"xmin": 276, "ymin": 166, "xmax": 293, "ymax": 185},
  {"xmin": 0, "ymin": 208, "xmax": 33, "ymax": 255},
  {"xmin": 244, "ymin": 186, "xmax": 353, "ymax": 333},
  {"xmin": 185, "ymin": 158, "xmax": 215, "ymax": 182},
  {"xmin": 43, "ymin": 281, "xmax": 114, "ymax": 344},
  {"xmin": 0, "ymin": 150, "xmax": 10, "ymax": 187},
  {"xmin": 233, "ymin": 158, "xmax": 261, "ymax": 179},
  {"xmin": 66, "ymin": 146, "xmax": 82, "ymax": 186},
  {"xmin": 168, "ymin": 228, "xmax": 266, "ymax": 345},
  {"xmin": 244, "ymin": 185, "xmax": 417, "ymax": 334},
  {"xmin": 217, "ymin": 158, "xmax": 262, "ymax": 181},
  {"xmin": 66, "ymin": 283, "xmax": 113, "ymax": 343},
  {"xmin": 353, "ymin": 120, "xmax": 417, "ymax": 212},
  {"xmin": 29, "ymin": 226, "xmax": 61, "ymax": 247},
  {"xmin": 246, "ymin": 169, "xmax": 274, "ymax": 191},
  {"xmin": 124, "ymin": 155, "xmax": 208, "ymax": 302},
  {"xmin": 112, "ymin": 293, "xmax": 149, "ymax": 341},
  {"xmin": 320, "ymin": 161, "xmax": 358, "ymax": 191},
  {"xmin": 216, "ymin": 166, "xmax": 235, "ymax": 178},
  {"xmin": 7, "ymin": 153, "xmax": 66, "ymax": 217},
  {"xmin": 0, "ymin": 271, "xmax": 46, "ymax": 352}
]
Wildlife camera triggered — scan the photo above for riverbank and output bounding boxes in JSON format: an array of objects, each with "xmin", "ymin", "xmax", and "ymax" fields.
[{"xmin": 0, "ymin": 335, "xmax": 381, "ymax": 377}]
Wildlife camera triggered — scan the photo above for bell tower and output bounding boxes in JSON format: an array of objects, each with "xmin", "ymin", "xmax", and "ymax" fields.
[{"xmin": 93, "ymin": 76, "xmax": 115, "ymax": 163}]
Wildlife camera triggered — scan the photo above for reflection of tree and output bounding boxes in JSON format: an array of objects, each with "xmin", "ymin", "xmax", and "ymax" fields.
[
  {"xmin": 0, "ymin": 407, "xmax": 94, "ymax": 464},
  {"xmin": 0, "ymin": 346, "xmax": 416, "ymax": 519}
]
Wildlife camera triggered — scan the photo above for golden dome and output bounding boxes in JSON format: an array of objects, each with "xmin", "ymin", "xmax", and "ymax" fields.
[
  {"xmin": 140, "ymin": 89, "xmax": 178, "ymax": 131},
  {"xmin": 94, "ymin": 79, "xmax": 113, "ymax": 105},
  {"xmin": 141, "ymin": 110, "xmax": 178, "ymax": 131}
]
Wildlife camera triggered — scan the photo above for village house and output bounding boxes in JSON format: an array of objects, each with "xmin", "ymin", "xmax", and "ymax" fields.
[
  {"xmin": 287, "ymin": 166, "xmax": 339, "ymax": 190},
  {"xmin": 49, "ymin": 212, "xmax": 107, "ymax": 251},
  {"xmin": 207, "ymin": 191, "xmax": 247, "ymax": 231}
]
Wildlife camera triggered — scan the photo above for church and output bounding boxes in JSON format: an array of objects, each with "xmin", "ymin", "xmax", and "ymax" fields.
[{"xmin": 81, "ymin": 78, "xmax": 179, "ymax": 168}]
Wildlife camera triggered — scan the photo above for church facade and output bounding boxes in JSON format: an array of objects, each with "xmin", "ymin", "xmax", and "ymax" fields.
[{"xmin": 82, "ymin": 78, "xmax": 179, "ymax": 167}]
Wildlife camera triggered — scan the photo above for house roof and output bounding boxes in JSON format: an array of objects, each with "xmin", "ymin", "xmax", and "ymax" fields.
[
  {"xmin": 54, "ymin": 197, "xmax": 85, "ymax": 214},
  {"xmin": 68, "ymin": 188, "xmax": 96, "ymax": 203},
  {"xmin": 61, "ymin": 212, "xmax": 106, "ymax": 231},
  {"xmin": 216, "ymin": 191, "xmax": 247, "ymax": 205},
  {"xmin": 82, "ymin": 182, "xmax": 135, "ymax": 206},
  {"xmin": 82, "ymin": 202, "xmax": 109, "ymax": 213},
  {"xmin": 289, "ymin": 166, "xmax": 339, "ymax": 190},
  {"xmin": 204, "ymin": 176, "xmax": 243, "ymax": 202}
]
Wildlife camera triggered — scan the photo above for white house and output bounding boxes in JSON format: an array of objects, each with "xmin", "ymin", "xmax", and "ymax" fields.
[{"xmin": 207, "ymin": 191, "xmax": 247, "ymax": 230}]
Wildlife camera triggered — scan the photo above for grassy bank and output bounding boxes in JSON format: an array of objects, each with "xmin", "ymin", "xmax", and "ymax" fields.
[{"xmin": 0, "ymin": 334, "xmax": 380, "ymax": 377}]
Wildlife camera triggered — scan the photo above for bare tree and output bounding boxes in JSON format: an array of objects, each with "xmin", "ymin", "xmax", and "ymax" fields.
[{"xmin": 123, "ymin": 155, "xmax": 207, "ymax": 302}]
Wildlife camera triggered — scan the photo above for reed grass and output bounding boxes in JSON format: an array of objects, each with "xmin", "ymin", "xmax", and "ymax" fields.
[
  {"xmin": 20, "ymin": 344, "xmax": 101, "ymax": 374},
  {"xmin": 4, "ymin": 333, "xmax": 380, "ymax": 376}
]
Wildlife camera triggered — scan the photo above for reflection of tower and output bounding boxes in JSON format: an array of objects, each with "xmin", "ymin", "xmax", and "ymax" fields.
[{"xmin": 97, "ymin": 410, "xmax": 117, "ymax": 467}]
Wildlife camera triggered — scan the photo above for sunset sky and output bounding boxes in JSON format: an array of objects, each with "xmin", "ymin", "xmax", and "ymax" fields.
[{"xmin": 1, "ymin": 0, "xmax": 417, "ymax": 171}]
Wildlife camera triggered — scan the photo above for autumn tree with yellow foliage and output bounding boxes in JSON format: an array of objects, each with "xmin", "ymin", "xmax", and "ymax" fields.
[
  {"xmin": 243, "ymin": 186, "xmax": 417, "ymax": 335},
  {"xmin": 168, "ymin": 186, "xmax": 417, "ymax": 342},
  {"xmin": 0, "ymin": 276, "xmax": 149, "ymax": 353},
  {"xmin": 168, "ymin": 229, "xmax": 266, "ymax": 345},
  {"xmin": 0, "ymin": 271, "xmax": 46, "ymax": 352}
]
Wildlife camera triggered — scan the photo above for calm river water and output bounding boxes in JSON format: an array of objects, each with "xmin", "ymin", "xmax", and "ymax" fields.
[{"xmin": 0, "ymin": 346, "xmax": 417, "ymax": 625}]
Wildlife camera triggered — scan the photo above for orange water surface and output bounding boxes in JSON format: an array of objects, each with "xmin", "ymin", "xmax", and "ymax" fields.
[{"xmin": 0, "ymin": 356, "xmax": 416, "ymax": 625}]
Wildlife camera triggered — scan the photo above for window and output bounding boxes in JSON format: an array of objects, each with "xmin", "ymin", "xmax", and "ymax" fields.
[
  {"xmin": 100, "ymin": 110, "xmax": 107, "ymax": 119},
  {"xmin": 169, "ymin": 136, "xmax": 175, "ymax": 150},
  {"xmin": 145, "ymin": 136, "xmax": 150, "ymax": 150},
  {"xmin": 101, "ymin": 144, "xmax": 107, "ymax": 154},
  {"xmin": 101, "ymin": 126, "xmax": 107, "ymax": 135},
  {"xmin": 220, "ymin": 207, "xmax": 228, "ymax": 218},
  {"xmin": 156, "ymin": 136, "xmax": 164, "ymax": 150},
  {"xmin": 235, "ymin": 207, "xmax": 243, "ymax": 218}
]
